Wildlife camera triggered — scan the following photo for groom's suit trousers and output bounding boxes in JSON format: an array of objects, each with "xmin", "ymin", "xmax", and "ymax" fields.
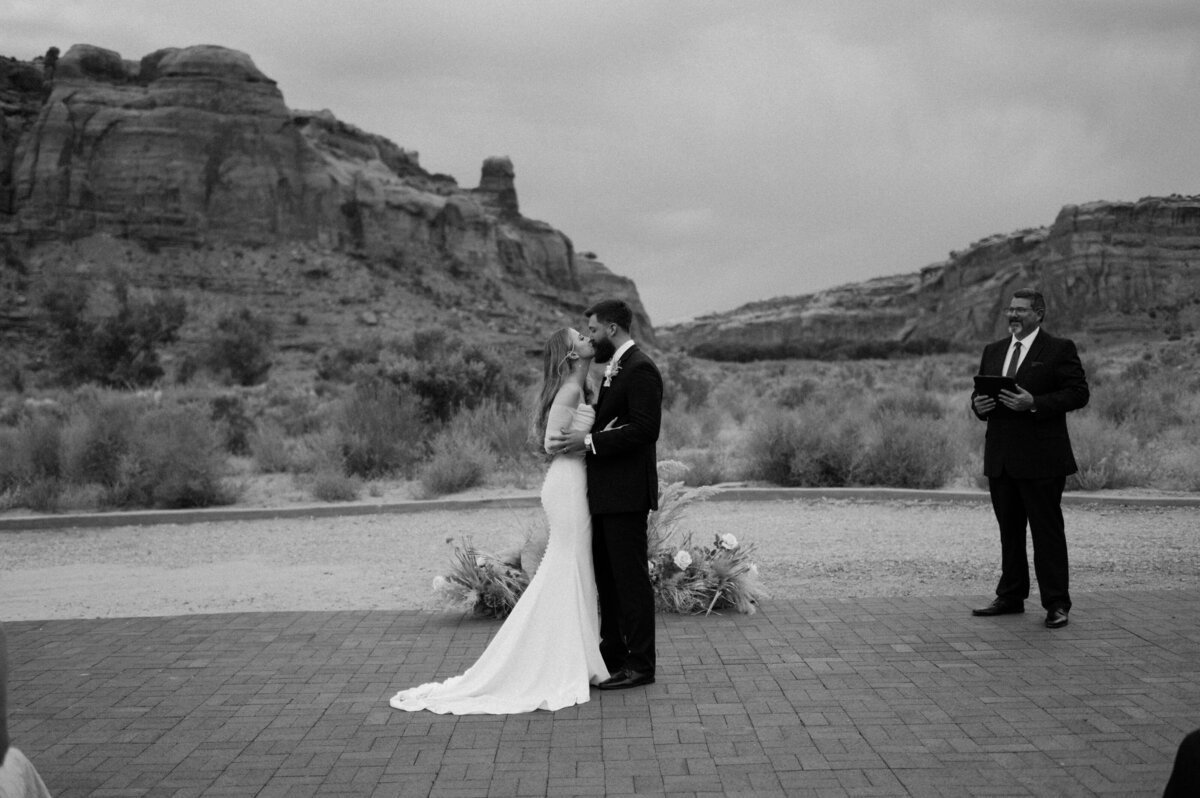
[{"xmin": 592, "ymin": 511, "xmax": 656, "ymax": 675}]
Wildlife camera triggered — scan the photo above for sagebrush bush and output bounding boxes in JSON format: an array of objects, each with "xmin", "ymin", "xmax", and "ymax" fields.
[
  {"xmin": 210, "ymin": 394, "xmax": 255, "ymax": 455},
  {"xmin": 669, "ymin": 447, "xmax": 729, "ymax": 486},
  {"xmin": 202, "ymin": 308, "xmax": 276, "ymax": 386},
  {"xmin": 873, "ymin": 390, "xmax": 945, "ymax": 421},
  {"xmin": 662, "ymin": 354, "xmax": 712, "ymax": 410},
  {"xmin": 660, "ymin": 403, "xmax": 724, "ymax": 451},
  {"xmin": 1066, "ymin": 413, "xmax": 1153, "ymax": 491},
  {"xmin": 336, "ymin": 380, "xmax": 426, "ymax": 478},
  {"xmin": 306, "ymin": 469, "xmax": 362, "ymax": 502},
  {"xmin": 319, "ymin": 329, "xmax": 524, "ymax": 423},
  {"xmin": 42, "ymin": 277, "xmax": 186, "ymax": 387},
  {"xmin": 248, "ymin": 422, "xmax": 292, "ymax": 473},
  {"xmin": 771, "ymin": 379, "xmax": 821, "ymax": 410},
  {"xmin": 419, "ymin": 428, "xmax": 491, "ymax": 497},
  {"xmin": 855, "ymin": 415, "xmax": 956, "ymax": 489},
  {"xmin": 787, "ymin": 414, "xmax": 863, "ymax": 487},
  {"xmin": 1, "ymin": 415, "xmax": 62, "ymax": 489},
  {"xmin": 108, "ymin": 407, "xmax": 236, "ymax": 508},
  {"xmin": 58, "ymin": 395, "xmax": 139, "ymax": 486},
  {"xmin": 261, "ymin": 382, "xmax": 327, "ymax": 436},
  {"xmin": 451, "ymin": 399, "xmax": 535, "ymax": 465},
  {"xmin": 741, "ymin": 409, "xmax": 805, "ymax": 486}
]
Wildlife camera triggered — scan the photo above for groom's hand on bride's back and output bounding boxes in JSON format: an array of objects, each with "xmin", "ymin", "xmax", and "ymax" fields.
[{"xmin": 547, "ymin": 428, "xmax": 586, "ymax": 455}]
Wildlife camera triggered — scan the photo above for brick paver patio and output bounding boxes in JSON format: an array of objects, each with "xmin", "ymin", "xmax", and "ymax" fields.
[{"xmin": 6, "ymin": 589, "xmax": 1199, "ymax": 797}]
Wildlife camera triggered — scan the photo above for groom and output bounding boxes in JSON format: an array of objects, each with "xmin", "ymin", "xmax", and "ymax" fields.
[{"xmin": 549, "ymin": 298, "xmax": 663, "ymax": 690}]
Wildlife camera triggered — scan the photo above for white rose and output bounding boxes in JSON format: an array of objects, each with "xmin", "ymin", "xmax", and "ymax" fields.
[
  {"xmin": 647, "ymin": 559, "xmax": 657, "ymax": 573},
  {"xmin": 719, "ymin": 533, "xmax": 738, "ymax": 550},
  {"xmin": 673, "ymin": 550, "xmax": 693, "ymax": 570},
  {"xmin": 431, "ymin": 575, "xmax": 447, "ymax": 590},
  {"xmin": 749, "ymin": 563, "xmax": 759, "ymax": 576}
]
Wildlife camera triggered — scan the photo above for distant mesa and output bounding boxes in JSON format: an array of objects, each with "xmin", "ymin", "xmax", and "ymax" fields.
[{"xmin": 660, "ymin": 196, "xmax": 1200, "ymax": 360}]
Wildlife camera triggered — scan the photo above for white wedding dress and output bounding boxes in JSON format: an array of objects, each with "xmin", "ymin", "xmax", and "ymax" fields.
[{"xmin": 389, "ymin": 403, "xmax": 609, "ymax": 714}]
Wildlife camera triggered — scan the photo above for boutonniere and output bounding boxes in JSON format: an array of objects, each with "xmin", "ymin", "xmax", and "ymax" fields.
[{"xmin": 603, "ymin": 360, "xmax": 622, "ymax": 387}]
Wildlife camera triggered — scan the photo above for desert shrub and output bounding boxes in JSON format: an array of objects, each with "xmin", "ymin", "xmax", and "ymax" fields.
[
  {"xmin": 315, "ymin": 336, "xmax": 386, "ymax": 382},
  {"xmin": 387, "ymin": 328, "xmax": 524, "ymax": 422},
  {"xmin": 336, "ymin": 380, "xmax": 426, "ymax": 478},
  {"xmin": 42, "ymin": 278, "xmax": 186, "ymax": 387},
  {"xmin": 1152, "ymin": 443, "xmax": 1200, "ymax": 491},
  {"xmin": 261, "ymin": 382, "xmax": 326, "ymax": 436},
  {"xmin": 419, "ymin": 427, "xmax": 491, "ymax": 497},
  {"xmin": 772, "ymin": 379, "xmax": 820, "ymax": 409},
  {"xmin": 660, "ymin": 403, "xmax": 724, "ymax": 451},
  {"xmin": 210, "ymin": 393, "xmax": 254, "ymax": 455},
  {"xmin": 18, "ymin": 478, "xmax": 62, "ymax": 513},
  {"xmin": 662, "ymin": 354, "xmax": 711, "ymax": 410},
  {"xmin": 108, "ymin": 407, "xmax": 235, "ymax": 508},
  {"xmin": 1066, "ymin": 413, "xmax": 1153, "ymax": 491},
  {"xmin": 670, "ymin": 447, "xmax": 729, "ymax": 486},
  {"xmin": 201, "ymin": 308, "xmax": 275, "ymax": 386},
  {"xmin": 331, "ymin": 329, "xmax": 526, "ymax": 423},
  {"xmin": 56, "ymin": 483, "xmax": 106, "ymax": 513},
  {"xmin": 58, "ymin": 395, "xmax": 139, "ymax": 486},
  {"xmin": 0, "ymin": 414, "xmax": 62, "ymax": 491},
  {"xmin": 872, "ymin": 390, "xmax": 945, "ymax": 421},
  {"xmin": 449, "ymin": 399, "xmax": 535, "ymax": 465},
  {"xmin": 248, "ymin": 422, "xmax": 292, "ymax": 473},
  {"xmin": 741, "ymin": 409, "xmax": 806, "ymax": 486},
  {"xmin": 306, "ymin": 469, "xmax": 361, "ymax": 502},
  {"xmin": 787, "ymin": 415, "xmax": 863, "ymax": 487},
  {"xmin": 854, "ymin": 415, "xmax": 956, "ymax": 489}
]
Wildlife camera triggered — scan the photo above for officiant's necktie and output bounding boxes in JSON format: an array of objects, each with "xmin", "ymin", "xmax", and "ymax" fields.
[{"xmin": 1005, "ymin": 342, "xmax": 1022, "ymax": 377}]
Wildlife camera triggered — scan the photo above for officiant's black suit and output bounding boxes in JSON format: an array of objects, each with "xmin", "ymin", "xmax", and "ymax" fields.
[
  {"xmin": 972, "ymin": 330, "xmax": 1089, "ymax": 611},
  {"xmin": 587, "ymin": 345, "xmax": 662, "ymax": 676}
]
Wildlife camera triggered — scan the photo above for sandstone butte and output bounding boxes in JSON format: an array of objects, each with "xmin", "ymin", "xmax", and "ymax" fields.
[
  {"xmin": 661, "ymin": 197, "xmax": 1200, "ymax": 360},
  {"xmin": 0, "ymin": 43, "xmax": 652, "ymax": 378}
]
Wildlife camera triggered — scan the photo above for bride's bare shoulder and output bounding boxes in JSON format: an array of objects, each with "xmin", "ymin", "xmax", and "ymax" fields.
[{"xmin": 553, "ymin": 382, "xmax": 583, "ymax": 407}]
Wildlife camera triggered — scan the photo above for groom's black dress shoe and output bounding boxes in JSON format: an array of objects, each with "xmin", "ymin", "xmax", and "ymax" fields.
[
  {"xmin": 1044, "ymin": 607, "xmax": 1069, "ymax": 628},
  {"xmin": 971, "ymin": 598, "xmax": 1024, "ymax": 616},
  {"xmin": 597, "ymin": 669, "xmax": 655, "ymax": 690}
]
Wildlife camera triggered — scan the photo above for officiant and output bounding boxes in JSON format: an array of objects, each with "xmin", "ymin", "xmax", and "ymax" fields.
[{"xmin": 968, "ymin": 288, "xmax": 1089, "ymax": 629}]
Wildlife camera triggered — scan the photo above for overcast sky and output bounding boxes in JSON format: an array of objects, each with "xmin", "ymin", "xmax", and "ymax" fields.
[{"xmin": 4, "ymin": 1, "xmax": 1200, "ymax": 324}]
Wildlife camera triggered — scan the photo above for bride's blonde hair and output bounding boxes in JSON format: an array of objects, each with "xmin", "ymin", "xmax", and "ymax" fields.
[{"xmin": 530, "ymin": 328, "xmax": 579, "ymax": 445}]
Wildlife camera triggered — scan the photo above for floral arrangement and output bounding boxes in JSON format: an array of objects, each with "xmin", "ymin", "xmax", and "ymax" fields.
[{"xmin": 432, "ymin": 461, "xmax": 766, "ymax": 618}]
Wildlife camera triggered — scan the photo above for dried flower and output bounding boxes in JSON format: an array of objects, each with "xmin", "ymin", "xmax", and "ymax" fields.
[
  {"xmin": 718, "ymin": 533, "xmax": 738, "ymax": 550},
  {"xmin": 673, "ymin": 550, "xmax": 693, "ymax": 570}
]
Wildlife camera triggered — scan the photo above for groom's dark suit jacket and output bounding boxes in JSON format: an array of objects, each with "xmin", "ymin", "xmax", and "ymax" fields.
[
  {"xmin": 972, "ymin": 330, "xmax": 1089, "ymax": 479},
  {"xmin": 587, "ymin": 345, "xmax": 663, "ymax": 514}
]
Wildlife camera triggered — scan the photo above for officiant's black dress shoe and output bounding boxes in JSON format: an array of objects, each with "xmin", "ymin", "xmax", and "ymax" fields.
[
  {"xmin": 597, "ymin": 669, "xmax": 655, "ymax": 690},
  {"xmin": 1044, "ymin": 607, "xmax": 1069, "ymax": 628},
  {"xmin": 971, "ymin": 598, "xmax": 1024, "ymax": 616}
]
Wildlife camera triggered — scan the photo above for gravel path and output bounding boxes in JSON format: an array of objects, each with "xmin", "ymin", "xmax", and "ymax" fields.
[{"xmin": 1, "ymin": 498, "xmax": 1197, "ymax": 621}]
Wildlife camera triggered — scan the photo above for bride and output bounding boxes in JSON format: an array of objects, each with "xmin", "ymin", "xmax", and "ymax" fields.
[{"xmin": 389, "ymin": 328, "xmax": 610, "ymax": 714}]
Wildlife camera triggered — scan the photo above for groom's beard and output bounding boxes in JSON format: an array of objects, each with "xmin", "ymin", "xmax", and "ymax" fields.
[{"xmin": 592, "ymin": 337, "xmax": 616, "ymax": 364}]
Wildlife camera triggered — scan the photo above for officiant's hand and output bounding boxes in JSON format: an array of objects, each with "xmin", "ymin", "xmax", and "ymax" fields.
[
  {"xmin": 546, "ymin": 428, "xmax": 588, "ymax": 455},
  {"xmin": 971, "ymin": 394, "xmax": 996, "ymax": 416},
  {"xmin": 997, "ymin": 386, "xmax": 1034, "ymax": 412}
]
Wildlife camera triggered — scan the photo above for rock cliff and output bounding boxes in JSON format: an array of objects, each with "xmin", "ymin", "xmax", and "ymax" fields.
[
  {"xmin": 661, "ymin": 196, "xmax": 1200, "ymax": 360},
  {"xmin": 0, "ymin": 44, "xmax": 653, "ymax": 378}
]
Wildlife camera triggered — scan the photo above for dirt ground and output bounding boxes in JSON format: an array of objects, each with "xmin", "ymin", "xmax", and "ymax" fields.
[{"xmin": 2, "ymin": 497, "xmax": 1197, "ymax": 621}]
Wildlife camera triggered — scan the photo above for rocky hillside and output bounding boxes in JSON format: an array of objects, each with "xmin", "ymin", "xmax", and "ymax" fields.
[
  {"xmin": 661, "ymin": 197, "xmax": 1200, "ymax": 360},
  {"xmin": 0, "ymin": 44, "xmax": 653, "ymax": 381}
]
